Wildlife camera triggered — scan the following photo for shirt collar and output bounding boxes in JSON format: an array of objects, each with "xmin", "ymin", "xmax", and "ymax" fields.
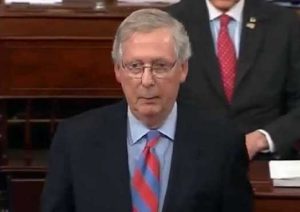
[
  {"xmin": 206, "ymin": 0, "xmax": 244, "ymax": 22},
  {"xmin": 127, "ymin": 102, "xmax": 177, "ymax": 145}
]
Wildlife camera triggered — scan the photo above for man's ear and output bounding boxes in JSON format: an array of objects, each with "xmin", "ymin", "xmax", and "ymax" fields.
[
  {"xmin": 179, "ymin": 61, "xmax": 189, "ymax": 82},
  {"xmin": 114, "ymin": 63, "xmax": 122, "ymax": 83}
]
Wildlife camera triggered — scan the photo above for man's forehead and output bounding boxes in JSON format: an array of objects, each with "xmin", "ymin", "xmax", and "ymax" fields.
[{"xmin": 126, "ymin": 28, "xmax": 172, "ymax": 42}]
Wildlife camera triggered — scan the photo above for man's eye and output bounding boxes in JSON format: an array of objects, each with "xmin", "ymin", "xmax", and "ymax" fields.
[
  {"xmin": 153, "ymin": 63, "xmax": 168, "ymax": 70},
  {"xmin": 129, "ymin": 63, "xmax": 143, "ymax": 69}
]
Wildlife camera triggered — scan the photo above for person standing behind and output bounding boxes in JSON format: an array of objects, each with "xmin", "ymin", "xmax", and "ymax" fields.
[
  {"xmin": 41, "ymin": 8, "xmax": 253, "ymax": 212},
  {"xmin": 167, "ymin": 0, "xmax": 300, "ymax": 159}
]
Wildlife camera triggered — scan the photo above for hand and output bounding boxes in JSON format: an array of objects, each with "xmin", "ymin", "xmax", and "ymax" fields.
[{"xmin": 245, "ymin": 131, "xmax": 269, "ymax": 160}]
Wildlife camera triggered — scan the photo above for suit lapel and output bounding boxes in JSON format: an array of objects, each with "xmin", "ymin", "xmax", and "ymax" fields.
[
  {"xmin": 94, "ymin": 101, "xmax": 132, "ymax": 211},
  {"xmin": 235, "ymin": 0, "xmax": 269, "ymax": 90},
  {"xmin": 191, "ymin": 1, "xmax": 226, "ymax": 101},
  {"xmin": 163, "ymin": 103, "xmax": 207, "ymax": 212}
]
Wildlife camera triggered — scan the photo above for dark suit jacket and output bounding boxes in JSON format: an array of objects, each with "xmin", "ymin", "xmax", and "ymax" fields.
[
  {"xmin": 167, "ymin": 0, "xmax": 300, "ymax": 158},
  {"xmin": 41, "ymin": 100, "xmax": 253, "ymax": 212}
]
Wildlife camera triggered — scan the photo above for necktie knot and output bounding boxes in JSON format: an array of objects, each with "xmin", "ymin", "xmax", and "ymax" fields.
[
  {"xmin": 146, "ymin": 130, "xmax": 160, "ymax": 149},
  {"xmin": 219, "ymin": 14, "xmax": 231, "ymax": 28}
]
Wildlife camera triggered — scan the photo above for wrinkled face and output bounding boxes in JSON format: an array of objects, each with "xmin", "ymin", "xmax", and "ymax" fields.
[
  {"xmin": 209, "ymin": 0, "xmax": 240, "ymax": 11},
  {"xmin": 114, "ymin": 28, "xmax": 188, "ymax": 127}
]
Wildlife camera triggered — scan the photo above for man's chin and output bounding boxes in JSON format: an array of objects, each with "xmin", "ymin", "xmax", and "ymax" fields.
[
  {"xmin": 140, "ymin": 108, "xmax": 160, "ymax": 116},
  {"xmin": 137, "ymin": 105, "xmax": 161, "ymax": 117}
]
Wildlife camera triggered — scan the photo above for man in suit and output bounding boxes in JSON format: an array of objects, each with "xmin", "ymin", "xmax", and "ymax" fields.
[
  {"xmin": 167, "ymin": 0, "xmax": 300, "ymax": 159},
  {"xmin": 41, "ymin": 8, "xmax": 253, "ymax": 212}
]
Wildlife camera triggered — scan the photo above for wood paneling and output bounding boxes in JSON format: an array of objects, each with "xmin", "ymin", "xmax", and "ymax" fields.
[
  {"xmin": 0, "ymin": 39, "xmax": 120, "ymax": 97},
  {"xmin": 250, "ymin": 161, "xmax": 300, "ymax": 212}
]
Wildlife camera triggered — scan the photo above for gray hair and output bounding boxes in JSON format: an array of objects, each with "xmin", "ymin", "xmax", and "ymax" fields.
[{"xmin": 111, "ymin": 8, "xmax": 192, "ymax": 64}]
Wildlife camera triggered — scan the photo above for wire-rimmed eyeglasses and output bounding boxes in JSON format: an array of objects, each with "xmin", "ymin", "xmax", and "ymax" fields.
[{"xmin": 121, "ymin": 60, "xmax": 177, "ymax": 79}]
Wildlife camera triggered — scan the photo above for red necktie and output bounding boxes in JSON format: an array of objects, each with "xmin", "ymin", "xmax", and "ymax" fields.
[
  {"xmin": 131, "ymin": 130, "xmax": 160, "ymax": 212},
  {"xmin": 217, "ymin": 14, "xmax": 237, "ymax": 103}
]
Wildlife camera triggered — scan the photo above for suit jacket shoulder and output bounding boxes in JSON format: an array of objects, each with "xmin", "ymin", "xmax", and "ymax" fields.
[{"xmin": 166, "ymin": 0, "xmax": 207, "ymax": 22}]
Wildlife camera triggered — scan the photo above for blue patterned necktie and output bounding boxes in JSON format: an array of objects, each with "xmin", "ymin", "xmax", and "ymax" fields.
[{"xmin": 131, "ymin": 130, "xmax": 160, "ymax": 212}]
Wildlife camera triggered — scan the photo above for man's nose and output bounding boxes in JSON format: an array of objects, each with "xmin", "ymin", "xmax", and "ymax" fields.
[{"xmin": 141, "ymin": 68, "xmax": 155, "ymax": 87}]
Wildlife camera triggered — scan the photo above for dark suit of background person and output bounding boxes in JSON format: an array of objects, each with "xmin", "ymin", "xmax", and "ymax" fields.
[
  {"xmin": 167, "ymin": 0, "xmax": 300, "ymax": 159},
  {"xmin": 42, "ymin": 8, "xmax": 252, "ymax": 212}
]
